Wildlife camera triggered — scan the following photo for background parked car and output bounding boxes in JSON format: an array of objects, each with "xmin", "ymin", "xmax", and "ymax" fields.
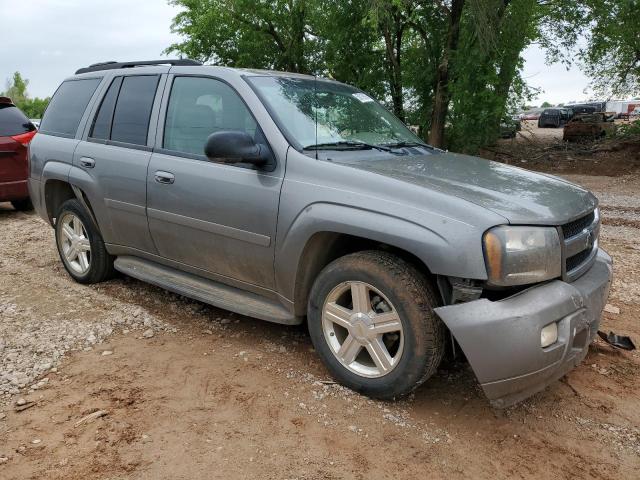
[
  {"xmin": 537, "ymin": 108, "xmax": 566, "ymax": 128},
  {"xmin": 0, "ymin": 97, "xmax": 37, "ymax": 210},
  {"xmin": 521, "ymin": 109, "xmax": 542, "ymax": 120},
  {"xmin": 559, "ymin": 108, "xmax": 573, "ymax": 121},
  {"xmin": 566, "ymin": 104, "xmax": 598, "ymax": 115}
]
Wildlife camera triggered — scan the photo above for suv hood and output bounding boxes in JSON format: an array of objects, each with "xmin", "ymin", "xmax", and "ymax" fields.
[{"xmin": 338, "ymin": 152, "xmax": 597, "ymax": 224}]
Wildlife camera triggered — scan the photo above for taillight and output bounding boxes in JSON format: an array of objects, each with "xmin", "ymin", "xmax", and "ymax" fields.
[{"xmin": 11, "ymin": 130, "xmax": 37, "ymax": 146}]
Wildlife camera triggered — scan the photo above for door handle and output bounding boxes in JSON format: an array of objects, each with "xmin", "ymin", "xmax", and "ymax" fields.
[
  {"xmin": 154, "ymin": 171, "xmax": 175, "ymax": 184},
  {"xmin": 79, "ymin": 157, "xmax": 95, "ymax": 168}
]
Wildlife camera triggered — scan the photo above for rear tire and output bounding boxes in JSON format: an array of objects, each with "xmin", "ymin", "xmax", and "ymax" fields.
[
  {"xmin": 307, "ymin": 251, "xmax": 445, "ymax": 400},
  {"xmin": 55, "ymin": 199, "xmax": 115, "ymax": 284},
  {"xmin": 11, "ymin": 198, "xmax": 33, "ymax": 211}
]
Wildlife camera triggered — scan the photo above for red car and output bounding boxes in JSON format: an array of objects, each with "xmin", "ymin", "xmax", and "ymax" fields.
[{"xmin": 0, "ymin": 97, "xmax": 37, "ymax": 210}]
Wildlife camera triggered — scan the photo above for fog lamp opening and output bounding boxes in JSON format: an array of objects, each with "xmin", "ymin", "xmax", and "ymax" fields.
[{"xmin": 541, "ymin": 322, "xmax": 559, "ymax": 348}]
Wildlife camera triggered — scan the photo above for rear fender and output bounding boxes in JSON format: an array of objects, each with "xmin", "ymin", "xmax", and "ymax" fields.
[{"xmin": 68, "ymin": 165, "xmax": 115, "ymax": 242}]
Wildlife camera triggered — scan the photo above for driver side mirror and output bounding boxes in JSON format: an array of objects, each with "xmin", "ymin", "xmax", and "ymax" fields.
[{"xmin": 204, "ymin": 131, "xmax": 269, "ymax": 167}]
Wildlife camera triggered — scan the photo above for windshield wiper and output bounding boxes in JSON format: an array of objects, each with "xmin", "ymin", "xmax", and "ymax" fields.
[
  {"xmin": 380, "ymin": 141, "xmax": 433, "ymax": 149},
  {"xmin": 303, "ymin": 141, "xmax": 395, "ymax": 153}
]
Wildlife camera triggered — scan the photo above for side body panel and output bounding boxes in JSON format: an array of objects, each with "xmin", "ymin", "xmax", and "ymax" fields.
[
  {"xmin": 28, "ymin": 73, "xmax": 107, "ymax": 222},
  {"xmin": 70, "ymin": 143, "xmax": 156, "ymax": 251},
  {"xmin": 146, "ymin": 153, "xmax": 282, "ymax": 288},
  {"xmin": 28, "ymin": 135, "xmax": 80, "ymax": 223},
  {"xmin": 144, "ymin": 68, "xmax": 291, "ymax": 292},
  {"xmin": 69, "ymin": 69, "xmax": 169, "ymax": 252}
]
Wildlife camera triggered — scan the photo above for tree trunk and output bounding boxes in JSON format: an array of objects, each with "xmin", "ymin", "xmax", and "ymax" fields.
[
  {"xmin": 286, "ymin": 0, "xmax": 308, "ymax": 73},
  {"xmin": 380, "ymin": 7, "xmax": 405, "ymax": 122},
  {"xmin": 428, "ymin": 0, "xmax": 465, "ymax": 148}
]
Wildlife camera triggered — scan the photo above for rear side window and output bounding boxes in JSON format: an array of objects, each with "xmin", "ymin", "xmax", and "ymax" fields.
[
  {"xmin": 39, "ymin": 78, "xmax": 101, "ymax": 137},
  {"xmin": 0, "ymin": 104, "xmax": 33, "ymax": 136},
  {"xmin": 90, "ymin": 77, "xmax": 122, "ymax": 140},
  {"xmin": 110, "ymin": 75, "xmax": 159, "ymax": 146}
]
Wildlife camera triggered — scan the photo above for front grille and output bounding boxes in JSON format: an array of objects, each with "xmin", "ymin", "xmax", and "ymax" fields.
[
  {"xmin": 566, "ymin": 248, "xmax": 592, "ymax": 272},
  {"xmin": 562, "ymin": 211, "xmax": 595, "ymax": 239},
  {"xmin": 560, "ymin": 209, "xmax": 599, "ymax": 281}
]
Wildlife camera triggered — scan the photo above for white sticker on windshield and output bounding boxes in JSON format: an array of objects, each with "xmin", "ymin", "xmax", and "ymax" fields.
[{"xmin": 352, "ymin": 92, "xmax": 374, "ymax": 103}]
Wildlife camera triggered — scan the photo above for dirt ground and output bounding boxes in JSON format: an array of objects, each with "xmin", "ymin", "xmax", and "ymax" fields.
[
  {"xmin": 1, "ymin": 128, "xmax": 639, "ymax": 479},
  {"xmin": 483, "ymin": 120, "xmax": 640, "ymax": 176}
]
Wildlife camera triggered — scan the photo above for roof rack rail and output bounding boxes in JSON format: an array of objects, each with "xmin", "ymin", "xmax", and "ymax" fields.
[{"xmin": 75, "ymin": 59, "xmax": 202, "ymax": 75}]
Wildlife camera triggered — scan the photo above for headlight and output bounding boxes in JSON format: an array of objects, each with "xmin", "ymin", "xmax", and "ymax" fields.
[{"xmin": 483, "ymin": 226, "xmax": 561, "ymax": 286}]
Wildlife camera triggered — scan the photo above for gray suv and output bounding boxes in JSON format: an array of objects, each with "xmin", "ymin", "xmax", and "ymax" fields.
[{"xmin": 28, "ymin": 60, "xmax": 612, "ymax": 407}]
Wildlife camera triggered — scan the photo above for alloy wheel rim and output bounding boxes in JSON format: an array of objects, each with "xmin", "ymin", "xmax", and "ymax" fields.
[
  {"xmin": 322, "ymin": 281, "xmax": 404, "ymax": 378},
  {"xmin": 58, "ymin": 213, "xmax": 91, "ymax": 275}
]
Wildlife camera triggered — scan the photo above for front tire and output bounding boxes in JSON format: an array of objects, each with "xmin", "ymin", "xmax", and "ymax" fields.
[
  {"xmin": 55, "ymin": 199, "xmax": 115, "ymax": 284},
  {"xmin": 308, "ymin": 251, "xmax": 445, "ymax": 400}
]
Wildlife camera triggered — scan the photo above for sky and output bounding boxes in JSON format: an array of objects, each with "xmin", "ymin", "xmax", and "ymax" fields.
[{"xmin": 1, "ymin": 0, "xmax": 594, "ymax": 106}]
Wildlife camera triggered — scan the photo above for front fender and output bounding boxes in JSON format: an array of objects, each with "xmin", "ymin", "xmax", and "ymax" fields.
[{"xmin": 274, "ymin": 201, "xmax": 485, "ymax": 303}]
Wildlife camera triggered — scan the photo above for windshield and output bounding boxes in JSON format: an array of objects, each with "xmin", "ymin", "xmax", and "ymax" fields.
[{"xmin": 246, "ymin": 76, "xmax": 424, "ymax": 151}]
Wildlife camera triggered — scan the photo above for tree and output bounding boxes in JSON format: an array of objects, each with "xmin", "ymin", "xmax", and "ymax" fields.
[
  {"xmin": 3, "ymin": 72, "xmax": 29, "ymax": 105},
  {"xmin": 1, "ymin": 72, "xmax": 49, "ymax": 119},
  {"xmin": 535, "ymin": 0, "xmax": 640, "ymax": 98},
  {"xmin": 540, "ymin": 101, "xmax": 553, "ymax": 108},
  {"xmin": 428, "ymin": 0, "xmax": 465, "ymax": 148},
  {"xmin": 165, "ymin": 0, "xmax": 599, "ymax": 152},
  {"xmin": 166, "ymin": 0, "xmax": 319, "ymax": 73},
  {"xmin": 582, "ymin": 0, "xmax": 640, "ymax": 97},
  {"xmin": 368, "ymin": 0, "xmax": 411, "ymax": 121},
  {"xmin": 315, "ymin": 0, "xmax": 386, "ymax": 99}
]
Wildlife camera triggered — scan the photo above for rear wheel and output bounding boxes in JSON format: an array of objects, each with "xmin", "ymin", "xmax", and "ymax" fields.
[
  {"xmin": 55, "ymin": 199, "xmax": 115, "ymax": 284},
  {"xmin": 11, "ymin": 198, "xmax": 33, "ymax": 211},
  {"xmin": 307, "ymin": 251, "xmax": 445, "ymax": 400}
]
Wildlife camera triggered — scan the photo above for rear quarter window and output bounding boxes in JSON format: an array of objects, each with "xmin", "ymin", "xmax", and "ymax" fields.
[
  {"xmin": 0, "ymin": 104, "xmax": 33, "ymax": 136},
  {"xmin": 39, "ymin": 78, "xmax": 102, "ymax": 137}
]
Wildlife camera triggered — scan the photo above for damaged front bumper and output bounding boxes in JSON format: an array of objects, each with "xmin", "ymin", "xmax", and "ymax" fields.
[{"xmin": 435, "ymin": 249, "xmax": 613, "ymax": 408}]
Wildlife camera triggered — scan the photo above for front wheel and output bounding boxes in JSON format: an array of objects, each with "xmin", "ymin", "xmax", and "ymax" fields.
[
  {"xmin": 307, "ymin": 251, "xmax": 445, "ymax": 400},
  {"xmin": 55, "ymin": 199, "xmax": 115, "ymax": 284}
]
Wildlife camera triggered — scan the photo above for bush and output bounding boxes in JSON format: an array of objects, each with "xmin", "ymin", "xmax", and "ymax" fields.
[{"xmin": 615, "ymin": 120, "xmax": 640, "ymax": 138}]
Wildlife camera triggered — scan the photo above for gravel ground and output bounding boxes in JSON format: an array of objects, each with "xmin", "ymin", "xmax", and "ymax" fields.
[
  {"xmin": 0, "ymin": 214, "xmax": 169, "ymax": 400},
  {"xmin": 0, "ymin": 170, "xmax": 638, "ymax": 479}
]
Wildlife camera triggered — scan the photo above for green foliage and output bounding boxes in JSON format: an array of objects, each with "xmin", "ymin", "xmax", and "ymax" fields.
[
  {"xmin": 446, "ymin": 0, "xmax": 541, "ymax": 152},
  {"xmin": 615, "ymin": 119, "xmax": 640, "ymax": 138},
  {"xmin": 4, "ymin": 72, "xmax": 29, "ymax": 104},
  {"xmin": 167, "ymin": 0, "xmax": 639, "ymax": 152},
  {"xmin": 537, "ymin": 0, "xmax": 640, "ymax": 98},
  {"xmin": 540, "ymin": 101, "xmax": 553, "ymax": 108},
  {"xmin": 1, "ymin": 72, "xmax": 50, "ymax": 119},
  {"xmin": 18, "ymin": 97, "xmax": 50, "ymax": 119},
  {"xmin": 166, "ymin": 0, "xmax": 320, "ymax": 73},
  {"xmin": 315, "ymin": 0, "xmax": 386, "ymax": 99},
  {"xmin": 582, "ymin": 0, "xmax": 640, "ymax": 97}
]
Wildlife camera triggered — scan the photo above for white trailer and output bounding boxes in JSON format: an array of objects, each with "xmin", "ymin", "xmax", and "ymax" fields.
[
  {"xmin": 605, "ymin": 100, "xmax": 640, "ymax": 117},
  {"xmin": 605, "ymin": 100, "xmax": 627, "ymax": 115}
]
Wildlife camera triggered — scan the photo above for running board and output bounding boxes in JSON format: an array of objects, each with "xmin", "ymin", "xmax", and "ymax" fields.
[{"xmin": 114, "ymin": 256, "xmax": 297, "ymax": 325}]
